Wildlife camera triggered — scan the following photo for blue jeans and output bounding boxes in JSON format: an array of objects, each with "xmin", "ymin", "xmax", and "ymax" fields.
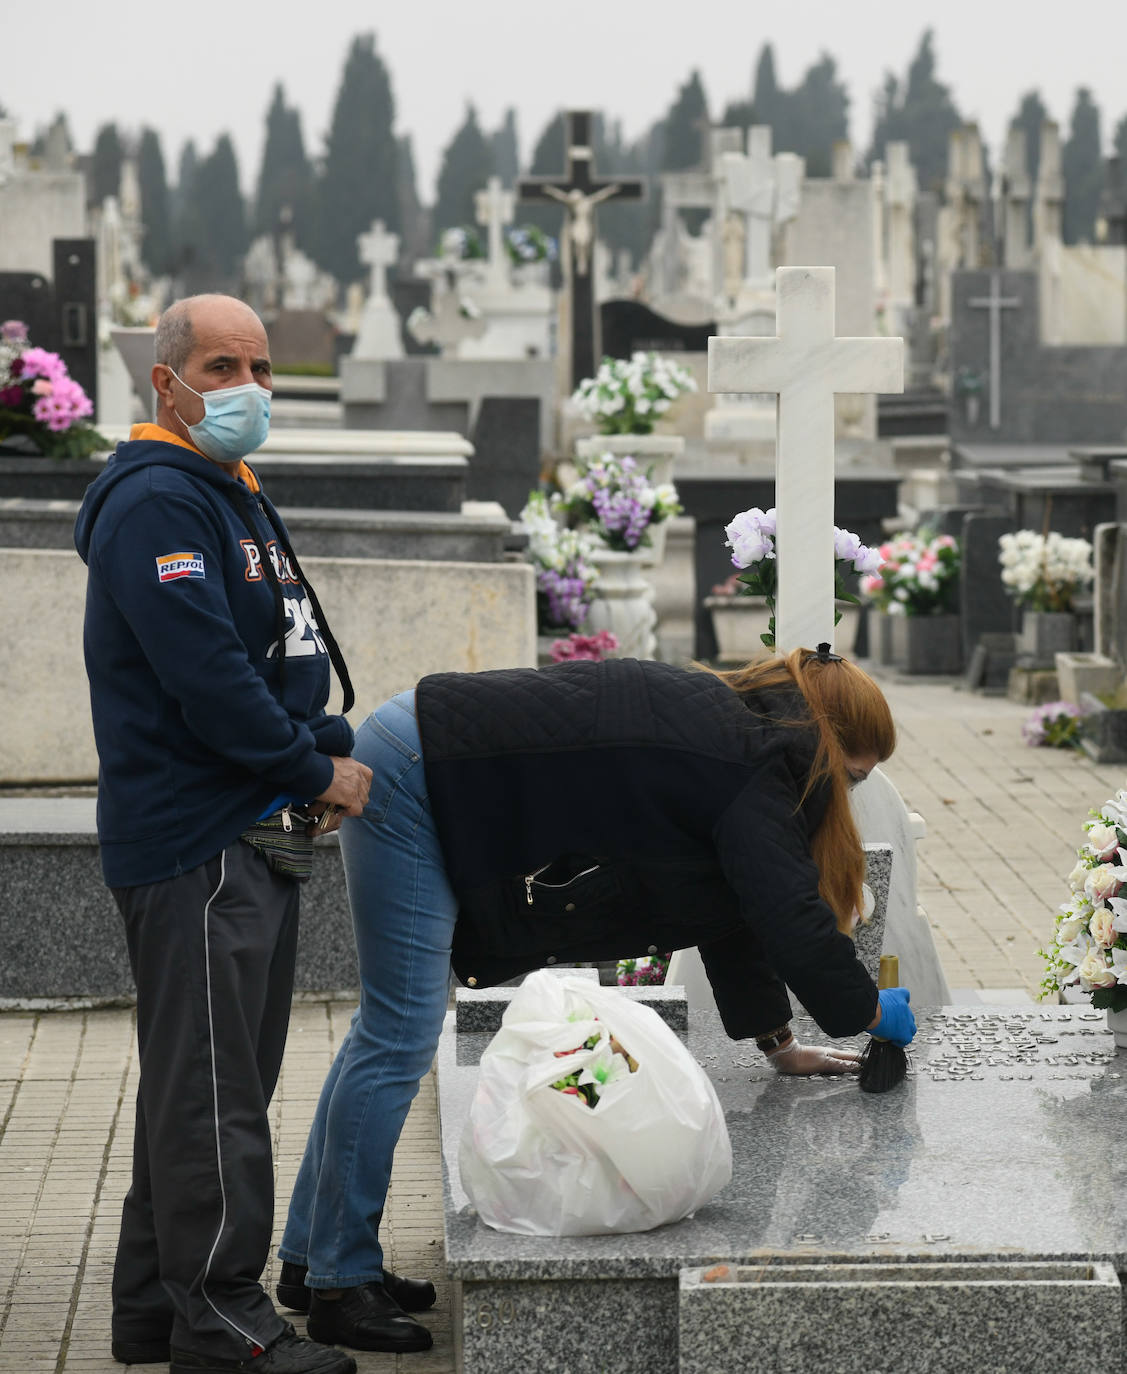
[{"xmin": 279, "ymin": 690, "xmax": 458, "ymax": 1287}]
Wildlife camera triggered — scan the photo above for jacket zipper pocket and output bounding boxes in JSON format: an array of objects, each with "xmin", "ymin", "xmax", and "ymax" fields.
[{"xmin": 524, "ymin": 861, "xmax": 600, "ymax": 906}]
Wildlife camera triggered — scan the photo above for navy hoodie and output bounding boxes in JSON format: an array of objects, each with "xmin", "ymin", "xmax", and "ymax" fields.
[{"xmin": 74, "ymin": 434, "xmax": 353, "ymax": 887}]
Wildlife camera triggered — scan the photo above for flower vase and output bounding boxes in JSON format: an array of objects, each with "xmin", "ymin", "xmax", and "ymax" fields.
[
  {"xmin": 575, "ymin": 433, "xmax": 684, "ymax": 569},
  {"xmin": 833, "ymin": 600, "xmax": 861, "ymax": 657},
  {"xmin": 703, "ymin": 595, "xmax": 772, "ymax": 663},
  {"xmin": 584, "ymin": 548, "xmax": 657, "ymax": 660},
  {"xmin": 890, "ymin": 613, "xmax": 963, "ymax": 675},
  {"xmin": 1106, "ymin": 1007, "xmax": 1127, "ymax": 1048}
]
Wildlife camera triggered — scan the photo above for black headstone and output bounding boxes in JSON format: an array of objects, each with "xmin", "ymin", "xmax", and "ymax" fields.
[
  {"xmin": 599, "ymin": 300, "xmax": 714, "ymax": 360},
  {"xmin": 53, "ymin": 239, "xmax": 98, "ymax": 417},
  {"xmin": 468, "ymin": 396, "xmax": 542, "ymax": 519},
  {"xmin": 958, "ymin": 512, "xmax": 1018, "ymax": 665},
  {"xmin": 0, "ymin": 271, "xmax": 55, "ymax": 349}
]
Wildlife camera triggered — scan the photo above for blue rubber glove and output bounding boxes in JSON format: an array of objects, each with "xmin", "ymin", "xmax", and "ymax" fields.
[{"xmin": 871, "ymin": 987, "xmax": 916, "ymax": 1047}]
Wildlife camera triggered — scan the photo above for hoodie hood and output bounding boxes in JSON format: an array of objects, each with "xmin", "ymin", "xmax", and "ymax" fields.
[{"xmin": 75, "ymin": 437, "xmax": 244, "ymax": 563}]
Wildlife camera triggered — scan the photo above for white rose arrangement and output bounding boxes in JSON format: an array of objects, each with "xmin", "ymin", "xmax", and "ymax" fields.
[
  {"xmin": 1040, "ymin": 785, "xmax": 1127, "ymax": 1011},
  {"xmin": 998, "ymin": 530, "xmax": 1093, "ymax": 614},
  {"xmin": 572, "ymin": 351, "xmax": 696, "ymax": 436}
]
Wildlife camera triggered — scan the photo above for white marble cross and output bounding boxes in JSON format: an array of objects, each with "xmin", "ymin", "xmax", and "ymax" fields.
[
  {"xmin": 720, "ymin": 126, "xmax": 776, "ymax": 285},
  {"xmin": 357, "ymin": 220, "xmax": 399, "ymax": 302},
  {"xmin": 708, "ymin": 266, "xmax": 904, "ymax": 651},
  {"xmin": 968, "ymin": 272, "xmax": 1021, "ymax": 430},
  {"xmin": 474, "ymin": 175, "xmax": 515, "ymax": 286}
]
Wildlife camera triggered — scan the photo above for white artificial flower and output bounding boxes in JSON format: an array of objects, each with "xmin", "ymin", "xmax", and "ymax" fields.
[{"xmin": 1078, "ymin": 948, "xmax": 1118, "ymax": 989}]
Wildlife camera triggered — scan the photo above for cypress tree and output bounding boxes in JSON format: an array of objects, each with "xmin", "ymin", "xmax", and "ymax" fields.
[
  {"xmin": 91, "ymin": 122, "xmax": 124, "ymax": 205},
  {"xmin": 1062, "ymin": 88, "xmax": 1104, "ymax": 243},
  {"xmin": 1116, "ymin": 113, "xmax": 1127, "ymax": 167},
  {"xmin": 137, "ymin": 128, "xmax": 173, "ymax": 276},
  {"xmin": 787, "ymin": 54, "xmax": 849, "ymax": 176},
  {"xmin": 173, "ymin": 140, "xmax": 203, "ymax": 279},
  {"xmin": 433, "ymin": 104, "xmax": 494, "ymax": 238},
  {"xmin": 253, "ymin": 83, "xmax": 314, "ymax": 248},
  {"xmin": 315, "ymin": 32, "xmax": 400, "ymax": 283},
  {"xmin": 193, "ymin": 134, "xmax": 248, "ymax": 285},
  {"xmin": 491, "ymin": 108, "xmax": 520, "ymax": 188},
  {"xmin": 752, "ymin": 45, "xmax": 785, "ymax": 132},
  {"xmin": 867, "ymin": 30, "xmax": 961, "ymax": 193},
  {"xmin": 663, "ymin": 70, "xmax": 709, "ymax": 172},
  {"xmin": 396, "ymin": 133, "xmax": 428, "ymax": 266}
]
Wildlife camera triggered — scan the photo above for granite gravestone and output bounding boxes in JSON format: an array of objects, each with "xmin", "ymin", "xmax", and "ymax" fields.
[
  {"xmin": 438, "ymin": 1002, "xmax": 1127, "ymax": 1373},
  {"xmin": 949, "ymin": 268, "xmax": 1127, "ymax": 445},
  {"xmin": 600, "ymin": 299, "xmax": 715, "ymax": 359},
  {"xmin": 958, "ymin": 511, "xmax": 1017, "ymax": 685},
  {"xmin": 468, "ymin": 396, "xmax": 542, "ymax": 519}
]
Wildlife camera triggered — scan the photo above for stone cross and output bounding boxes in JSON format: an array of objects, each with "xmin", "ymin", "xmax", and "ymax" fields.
[
  {"xmin": 708, "ymin": 266, "xmax": 904, "ymax": 651},
  {"xmin": 474, "ymin": 175, "xmax": 515, "ymax": 287},
  {"xmin": 885, "ymin": 142, "xmax": 917, "ymax": 306},
  {"xmin": 1001, "ymin": 126, "xmax": 1031, "ymax": 267},
  {"xmin": 720, "ymin": 125, "xmax": 776, "ymax": 286},
  {"xmin": 968, "ymin": 272, "xmax": 1021, "ymax": 430},
  {"xmin": 518, "ymin": 110, "xmax": 646, "ymax": 388},
  {"xmin": 357, "ymin": 220, "xmax": 399, "ymax": 302}
]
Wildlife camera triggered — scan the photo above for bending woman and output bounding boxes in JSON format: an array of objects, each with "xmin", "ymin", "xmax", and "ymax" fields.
[{"xmin": 277, "ymin": 647, "xmax": 916, "ymax": 1354}]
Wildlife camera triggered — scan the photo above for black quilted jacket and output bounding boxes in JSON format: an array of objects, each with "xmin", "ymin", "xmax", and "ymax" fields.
[{"xmin": 415, "ymin": 657, "xmax": 878, "ymax": 1041}]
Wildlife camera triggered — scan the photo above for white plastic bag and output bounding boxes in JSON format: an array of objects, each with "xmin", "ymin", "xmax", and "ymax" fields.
[{"xmin": 458, "ymin": 971, "xmax": 732, "ymax": 1236}]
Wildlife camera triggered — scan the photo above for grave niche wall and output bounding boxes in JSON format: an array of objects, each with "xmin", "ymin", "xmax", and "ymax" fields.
[{"xmin": 949, "ymin": 269, "xmax": 1127, "ymax": 446}]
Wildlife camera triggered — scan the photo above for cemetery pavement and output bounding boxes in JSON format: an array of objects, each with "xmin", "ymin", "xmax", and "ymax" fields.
[{"xmin": 2, "ymin": 671, "xmax": 1124, "ymax": 1371}]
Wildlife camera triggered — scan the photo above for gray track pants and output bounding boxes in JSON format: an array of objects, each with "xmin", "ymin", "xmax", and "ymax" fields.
[{"xmin": 110, "ymin": 840, "xmax": 299, "ymax": 1360}]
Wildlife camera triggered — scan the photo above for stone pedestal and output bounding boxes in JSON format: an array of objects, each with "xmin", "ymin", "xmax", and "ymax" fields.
[
  {"xmin": 704, "ymin": 595, "xmax": 771, "ymax": 663},
  {"xmin": 584, "ymin": 549, "xmax": 657, "ymax": 659}
]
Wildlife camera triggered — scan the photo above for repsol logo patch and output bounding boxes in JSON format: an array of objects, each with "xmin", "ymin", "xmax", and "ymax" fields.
[{"xmin": 155, "ymin": 552, "xmax": 205, "ymax": 583}]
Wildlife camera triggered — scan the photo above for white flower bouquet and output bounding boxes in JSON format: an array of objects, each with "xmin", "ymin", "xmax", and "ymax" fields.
[
  {"xmin": 519, "ymin": 490, "xmax": 601, "ymax": 632},
  {"xmin": 998, "ymin": 530, "xmax": 1093, "ymax": 613},
  {"xmin": 723, "ymin": 505, "xmax": 883, "ymax": 649},
  {"xmin": 571, "ymin": 351, "xmax": 696, "ymax": 436},
  {"xmin": 1040, "ymin": 786, "xmax": 1127, "ymax": 1012}
]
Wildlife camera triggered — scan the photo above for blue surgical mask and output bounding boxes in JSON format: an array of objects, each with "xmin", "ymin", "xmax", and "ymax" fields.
[{"xmin": 169, "ymin": 370, "xmax": 271, "ymax": 464}]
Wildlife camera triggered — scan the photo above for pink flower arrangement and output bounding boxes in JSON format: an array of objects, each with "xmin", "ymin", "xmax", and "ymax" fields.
[
  {"xmin": 0, "ymin": 321, "xmax": 106, "ymax": 458},
  {"xmin": 549, "ymin": 630, "xmax": 619, "ymax": 663},
  {"xmin": 861, "ymin": 530, "xmax": 960, "ymax": 617}
]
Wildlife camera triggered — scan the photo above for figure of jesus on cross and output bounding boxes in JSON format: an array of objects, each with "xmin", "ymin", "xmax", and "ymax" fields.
[{"xmin": 709, "ymin": 267, "xmax": 904, "ymax": 652}]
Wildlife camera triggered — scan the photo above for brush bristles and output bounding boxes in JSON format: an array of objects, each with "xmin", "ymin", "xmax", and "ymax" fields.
[{"xmin": 858, "ymin": 1039, "xmax": 908, "ymax": 1093}]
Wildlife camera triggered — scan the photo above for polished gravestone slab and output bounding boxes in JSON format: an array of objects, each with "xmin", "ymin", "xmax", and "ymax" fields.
[{"xmin": 437, "ymin": 1003, "xmax": 1127, "ymax": 1373}]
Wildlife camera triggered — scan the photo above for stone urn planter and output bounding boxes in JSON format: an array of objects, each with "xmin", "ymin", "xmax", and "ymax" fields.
[
  {"xmin": 574, "ymin": 433, "xmax": 684, "ymax": 569},
  {"xmin": 1016, "ymin": 610, "xmax": 1076, "ymax": 667},
  {"xmin": 1107, "ymin": 1006, "xmax": 1127, "ymax": 1049},
  {"xmin": 584, "ymin": 548, "xmax": 657, "ymax": 659},
  {"xmin": 703, "ymin": 595, "xmax": 772, "ymax": 663},
  {"xmin": 868, "ymin": 609, "xmax": 895, "ymax": 666},
  {"xmin": 890, "ymin": 613, "xmax": 963, "ymax": 675}
]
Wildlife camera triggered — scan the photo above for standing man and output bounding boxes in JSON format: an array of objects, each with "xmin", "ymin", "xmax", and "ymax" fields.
[{"xmin": 76, "ymin": 295, "xmax": 369, "ymax": 1374}]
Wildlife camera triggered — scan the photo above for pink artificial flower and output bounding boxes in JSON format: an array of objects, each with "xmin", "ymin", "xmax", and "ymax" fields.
[
  {"xmin": 0, "ymin": 320, "xmax": 28, "ymax": 343},
  {"xmin": 17, "ymin": 347, "xmax": 68, "ymax": 384},
  {"xmin": 860, "ymin": 573, "xmax": 884, "ymax": 596},
  {"xmin": 550, "ymin": 629, "xmax": 620, "ymax": 663},
  {"xmin": 31, "ymin": 378, "xmax": 53, "ymax": 396}
]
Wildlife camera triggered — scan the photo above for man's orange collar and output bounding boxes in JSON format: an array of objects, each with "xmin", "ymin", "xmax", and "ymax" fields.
[{"xmin": 128, "ymin": 423, "xmax": 260, "ymax": 492}]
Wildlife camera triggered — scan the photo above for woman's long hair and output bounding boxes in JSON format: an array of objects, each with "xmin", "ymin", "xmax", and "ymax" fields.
[{"xmin": 704, "ymin": 649, "xmax": 896, "ymax": 933}]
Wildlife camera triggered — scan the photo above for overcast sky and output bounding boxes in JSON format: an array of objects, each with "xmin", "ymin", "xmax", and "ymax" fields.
[{"xmin": 6, "ymin": 0, "xmax": 1127, "ymax": 198}]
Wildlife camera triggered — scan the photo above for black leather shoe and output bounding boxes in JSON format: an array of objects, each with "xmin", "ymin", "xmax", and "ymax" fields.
[
  {"xmin": 111, "ymin": 1332, "xmax": 171, "ymax": 1364},
  {"xmin": 307, "ymin": 1285, "xmax": 433, "ymax": 1353},
  {"xmin": 170, "ymin": 1323, "xmax": 357, "ymax": 1373},
  {"xmin": 277, "ymin": 1261, "xmax": 436, "ymax": 1314}
]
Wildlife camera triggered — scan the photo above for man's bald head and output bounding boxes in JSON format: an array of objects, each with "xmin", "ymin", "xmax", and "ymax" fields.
[{"xmin": 154, "ymin": 295, "xmax": 266, "ymax": 375}]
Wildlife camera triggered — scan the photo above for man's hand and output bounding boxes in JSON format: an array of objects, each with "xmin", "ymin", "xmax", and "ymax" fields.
[
  {"xmin": 766, "ymin": 1039, "xmax": 863, "ymax": 1075},
  {"xmin": 315, "ymin": 756, "xmax": 372, "ymax": 817}
]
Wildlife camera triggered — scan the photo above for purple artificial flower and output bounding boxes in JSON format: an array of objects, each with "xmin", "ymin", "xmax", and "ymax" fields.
[
  {"xmin": 0, "ymin": 384, "xmax": 23, "ymax": 407},
  {"xmin": 0, "ymin": 320, "xmax": 28, "ymax": 343}
]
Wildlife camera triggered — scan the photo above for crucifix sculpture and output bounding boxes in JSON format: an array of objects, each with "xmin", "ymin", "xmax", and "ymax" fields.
[
  {"xmin": 517, "ymin": 110, "xmax": 646, "ymax": 389},
  {"xmin": 708, "ymin": 267, "xmax": 904, "ymax": 652}
]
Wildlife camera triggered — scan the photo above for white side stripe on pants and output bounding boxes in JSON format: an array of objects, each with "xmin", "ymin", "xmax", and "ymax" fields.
[{"xmin": 201, "ymin": 847, "xmax": 264, "ymax": 1350}]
